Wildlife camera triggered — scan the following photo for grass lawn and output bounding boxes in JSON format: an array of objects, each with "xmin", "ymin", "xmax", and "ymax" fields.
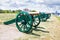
[
  {"xmin": 0, "ymin": 13, "xmax": 16, "ymax": 24},
  {"xmin": 57, "ymin": 17, "xmax": 60, "ymax": 20},
  {"xmin": 56, "ymin": 16, "xmax": 60, "ymax": 21}
]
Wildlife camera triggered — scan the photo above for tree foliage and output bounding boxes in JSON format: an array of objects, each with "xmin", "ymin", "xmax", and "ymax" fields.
[{"xmin": 0, "ymin": 10, "xmax": 22, "ymax": 13}]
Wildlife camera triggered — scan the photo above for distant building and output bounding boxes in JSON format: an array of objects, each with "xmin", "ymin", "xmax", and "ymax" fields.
[
  {"xmin": 55, "ymin": 11, "xmax": 60, "ymax": 16},
  {"xmin": 23, "ymin": 8, "xmax": 30, "ymax": 12}
]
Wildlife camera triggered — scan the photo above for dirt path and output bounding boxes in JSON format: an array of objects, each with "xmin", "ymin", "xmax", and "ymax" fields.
[
  {"xmin": 40, "ymin": 14, "xmax": 60, "ymax": 40},
  {"xmin": 43, "ymin": 15, "xmax": 60, "ymax": 40},
  {"xmin": 0, "ymin": 14, "xmax": 60, "ymax": 40}
]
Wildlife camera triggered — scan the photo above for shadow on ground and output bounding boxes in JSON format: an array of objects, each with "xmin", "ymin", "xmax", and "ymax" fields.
[{"xmin": 26, "ymin": 26, "xmax": 49, "ymax": 37}]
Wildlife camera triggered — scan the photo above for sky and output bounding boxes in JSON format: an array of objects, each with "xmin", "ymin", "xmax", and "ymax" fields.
[{"xmin": 0, "ymin": 0, "xmax": 60, "ymax": 13}]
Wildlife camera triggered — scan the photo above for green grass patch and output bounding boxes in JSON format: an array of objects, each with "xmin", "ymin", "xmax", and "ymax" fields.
[
  {"xmin": 56, "ymin": 16, "xmax": 60, "ymax": 21},
  {"xmin": 57, "ymin": 17, "xmax": 60, "ymax": 20}
]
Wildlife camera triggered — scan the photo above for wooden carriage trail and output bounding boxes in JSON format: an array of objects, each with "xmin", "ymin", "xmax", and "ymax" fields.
[{"xmin": 0, "ymin": 14, "xmax": 60, "ymax": 40}]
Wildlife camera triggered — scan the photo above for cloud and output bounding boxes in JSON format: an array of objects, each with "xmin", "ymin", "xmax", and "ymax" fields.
[
  {"xmin": 0, "ymin": 0, "xmax": 60, "ymax": 12},
  {"xmin": 44, "ymin": 0, "xmax": 60, "ymax": 4}
]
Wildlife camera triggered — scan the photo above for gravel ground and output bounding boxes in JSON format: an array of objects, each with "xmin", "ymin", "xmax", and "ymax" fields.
[{"xmin": 0, "ymin": 14, "xmax": 60, "ymax": 40}]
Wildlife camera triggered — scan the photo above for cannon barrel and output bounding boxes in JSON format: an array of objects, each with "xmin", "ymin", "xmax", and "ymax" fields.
[{"xmin": 4, "ymin": 18, "xmax": 16, "ymax": 25}]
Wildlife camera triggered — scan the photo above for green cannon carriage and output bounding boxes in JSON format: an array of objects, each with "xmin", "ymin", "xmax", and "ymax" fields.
[
  {"xmin": 4, "ymin": 11, "xmax": 51, "ymax": 33},
  {"xmin": 39, "ymin": 12, "xmax": 51, "ymax": 22}
]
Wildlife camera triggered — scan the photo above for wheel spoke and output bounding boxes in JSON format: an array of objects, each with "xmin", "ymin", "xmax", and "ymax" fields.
[
  {"xmin": 21, "ymin": 24, "xmax": 25, "ymax": 31},
  {"xmin": 34, "ymin": 22, "xmax": 37, "ymax": 25}
]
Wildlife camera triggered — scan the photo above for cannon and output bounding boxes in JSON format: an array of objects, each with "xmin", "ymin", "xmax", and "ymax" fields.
[
  {"xmin": 39, "ymin": 12, "xmax": 51, "ymax": 22},
  {"xmin": 4, "ymin": 11, "xmax": 51, "ymax": 33}
]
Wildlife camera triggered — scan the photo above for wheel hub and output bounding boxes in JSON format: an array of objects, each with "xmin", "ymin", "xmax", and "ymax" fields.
[{"xmin": 21, "ymin": 20, "xmax": 27, "ymax": 25}]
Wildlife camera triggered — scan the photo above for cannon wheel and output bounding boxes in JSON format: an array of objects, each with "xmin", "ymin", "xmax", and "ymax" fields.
[
  {"xmin": 42, "ymin": 18, "xmax": 47, "ymax": 22},
  {"xmin": 32, "ymin": 15, "xmax": 40, "ymax": 27},
  {"xmin": 16, "ymin": 11, "xmax": 32, "ymax": 33}
]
